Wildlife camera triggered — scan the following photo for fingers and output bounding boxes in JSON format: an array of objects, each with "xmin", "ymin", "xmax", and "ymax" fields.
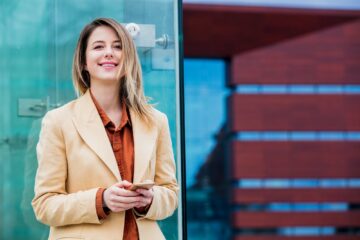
[
  {"xmin": 103, "ymin": 181, "xmax": 142, "ymax": 213},
  {"xmin": 110, "ymin": 195, "xmax": 141, "ymax": 204},
  {"xmin": 135, "ymin": 188, "xmax": 154, "ymax": 208},
  {"xmin": 136, "ymin": 188, "xmax": 153, "ymax": 198},
  {"xmin": 109, "ymin": 202, "xmax": 139, "ymax": 212},
  {"xmin": 114, "ymin": 180, "xmax": 132, "ymax": 189},
  {"xmin": 104, "ymin": 181, "xmax": 155, "ymax": 212},
  {"xmin": 108, "ymin": 199, "xmax": 138, "ymax": 210},
  {"xmin": 111, "ymin": 186, "xmax": 139, "ymax": 197}
]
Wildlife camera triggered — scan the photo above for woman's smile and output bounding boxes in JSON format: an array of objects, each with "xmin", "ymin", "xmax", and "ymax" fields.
[{"xmin": 98, "ymin": 61, "xmax": 119, "ymax": 70}]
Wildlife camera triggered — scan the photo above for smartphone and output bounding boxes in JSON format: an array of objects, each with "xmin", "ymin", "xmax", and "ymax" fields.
[{"xmin": 129, "ymin": 181, "xmax": 155, "ymax": 191}]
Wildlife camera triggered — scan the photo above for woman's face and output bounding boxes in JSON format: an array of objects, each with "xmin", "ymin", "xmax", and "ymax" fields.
[{"xmin": 85, "ymin": 26, "xmax": 123, "ymax": 84}]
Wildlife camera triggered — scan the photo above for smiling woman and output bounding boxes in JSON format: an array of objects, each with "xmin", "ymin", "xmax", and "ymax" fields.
[{"xmin": 31, "ymin": 18, "xmax": 179, "ymax": 240}]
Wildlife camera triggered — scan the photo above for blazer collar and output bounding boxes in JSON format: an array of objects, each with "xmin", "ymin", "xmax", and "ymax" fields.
[{"xmin": 72, "ymin": 90, "xmax": 157, "ymax": 183}]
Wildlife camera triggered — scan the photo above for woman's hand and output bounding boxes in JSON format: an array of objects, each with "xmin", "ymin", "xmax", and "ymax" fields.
[
  {"xmin": 103, "ymin": 180, "xmax": 141, "ymax": 213},
  {"xmin": 134, "ymin": 187, "xmax": 154, "ymax": 209}
]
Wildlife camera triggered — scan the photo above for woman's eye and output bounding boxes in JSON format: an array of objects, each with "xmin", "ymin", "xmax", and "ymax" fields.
[
  {"xmin": 93, "ymin": 45, "xmax": 103, "ymax": 49},
  {"xmin": 114, "ymin": 45, "xmax": 122, "ymax": 49}
]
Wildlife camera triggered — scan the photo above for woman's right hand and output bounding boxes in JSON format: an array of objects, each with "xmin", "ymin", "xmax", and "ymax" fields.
[{"xmin": 103, "ymin": 180, "xmax": 141, "ymax": 213}]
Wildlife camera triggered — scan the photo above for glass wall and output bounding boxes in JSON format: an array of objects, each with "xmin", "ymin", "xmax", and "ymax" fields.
[{"xmin": 0, "ymin": 0, "xmax": 182, "ymax": 239}]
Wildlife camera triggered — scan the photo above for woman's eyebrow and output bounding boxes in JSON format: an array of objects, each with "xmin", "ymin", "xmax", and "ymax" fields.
[
  {"xmin": 91, "ymin": 40, "xmax": 121, "ymax": 45},
  {"xmin": 91, "ymin": 40, "xmax": 105, "ymax": 45}
]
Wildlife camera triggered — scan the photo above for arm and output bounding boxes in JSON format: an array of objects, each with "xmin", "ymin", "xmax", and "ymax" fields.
[
  {"xmin": 32, "ymin": 111, "xmax": 101, "ymax": 227},
  {"xmin": 138, "ymin": 113, "xmax": 179, "ymax": 220}
]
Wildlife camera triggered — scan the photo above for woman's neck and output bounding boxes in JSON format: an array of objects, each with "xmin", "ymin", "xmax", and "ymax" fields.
[{"xmin": 90, "ymin": 83, "xmax": 121, "ymax": 113}]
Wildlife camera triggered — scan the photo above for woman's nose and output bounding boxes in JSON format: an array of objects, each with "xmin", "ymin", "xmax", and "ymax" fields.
[{"xmin": 104, "ymin": 46, "xmax": 113, "ymax": 58}]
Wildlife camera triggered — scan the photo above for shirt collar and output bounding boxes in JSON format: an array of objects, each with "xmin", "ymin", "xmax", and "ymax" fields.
[{"xmin": 90, "ymin": 89, "xmax": 131, "ymax": 129}]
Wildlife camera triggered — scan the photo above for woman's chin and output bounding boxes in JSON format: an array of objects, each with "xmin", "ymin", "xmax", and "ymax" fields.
[{"xmin": 92, "ymin": 76, "xmax": 119, "ymax": 83}]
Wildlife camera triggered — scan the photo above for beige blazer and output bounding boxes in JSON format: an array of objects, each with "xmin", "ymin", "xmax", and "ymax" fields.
[{"xmin": 32, "ymin": 91, "xmax": 179, "ymax": 240}]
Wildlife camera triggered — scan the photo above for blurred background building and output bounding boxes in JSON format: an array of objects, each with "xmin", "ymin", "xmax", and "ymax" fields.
[{"xmin": 183, "ymin": 0, "xmax": 360, "ymax": 239}]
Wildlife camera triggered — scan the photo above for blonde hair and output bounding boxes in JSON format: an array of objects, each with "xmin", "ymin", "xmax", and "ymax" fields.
[{"xmin": 72, "ymin": 18, "xmax": 153, "ymax": 124}]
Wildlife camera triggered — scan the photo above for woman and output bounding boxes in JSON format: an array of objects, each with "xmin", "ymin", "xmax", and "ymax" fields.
[{"xmin": 32, "ymin": 18, "xmax": 178, "ymax": 240}]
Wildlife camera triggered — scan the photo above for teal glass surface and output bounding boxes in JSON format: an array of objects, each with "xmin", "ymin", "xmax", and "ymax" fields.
[{"xmin": 0, "ymin": 1, "xmax": 182, "ymax": 239}]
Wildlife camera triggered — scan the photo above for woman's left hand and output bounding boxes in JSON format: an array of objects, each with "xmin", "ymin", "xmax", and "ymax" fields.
[{"xmin": 134, "ymin": 188, "xmax": 154, "ymax": 209}]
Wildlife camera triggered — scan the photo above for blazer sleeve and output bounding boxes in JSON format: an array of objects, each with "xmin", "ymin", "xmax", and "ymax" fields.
[
  {"xmin": 32, "ymin": 111, "xmax": 101, "ymax": 227},
  {"xmin": 141, "ymin": 113, "xmax": 179, "ymax": 220}
]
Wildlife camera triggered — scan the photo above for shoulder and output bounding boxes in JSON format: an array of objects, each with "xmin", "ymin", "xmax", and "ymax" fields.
[
  {"xmin": 42, "ymin": 99, "xmax": 77, "ymax": 126},
  {"xmin": 45, "ymin": 99, "xmax": 76, "ymax": 118},
  {"xmin": 148, "ymin": 107, "xmax": 169, "ymax": 128},
  {"xmin": 150, "ymin": 107, "xmax": 167, "ymax": 121}
]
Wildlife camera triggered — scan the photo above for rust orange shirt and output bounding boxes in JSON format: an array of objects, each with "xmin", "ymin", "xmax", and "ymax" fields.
[{"xmin": 91, "ymin": 91, "xmax": 139, "ymax": 240}]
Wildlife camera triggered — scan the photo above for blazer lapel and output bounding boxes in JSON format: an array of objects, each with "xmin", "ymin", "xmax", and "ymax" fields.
[
  {"xmin": 130, "ymin": 109, "xmax": 157, "ymax": 183},
  {"xmin": 72, "ymin": 91, "xmax": 121, "ymax": 181}
]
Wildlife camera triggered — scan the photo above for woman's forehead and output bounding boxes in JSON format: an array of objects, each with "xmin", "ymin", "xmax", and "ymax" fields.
[{"xmin": 88, "ymin": 26, "xmax": 121, "ymax": 43}]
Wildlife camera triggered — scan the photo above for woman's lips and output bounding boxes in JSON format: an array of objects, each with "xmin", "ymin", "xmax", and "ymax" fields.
[{"xmin": 99, "ymin": 62, "xmax": 118, "ymax": 70}]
